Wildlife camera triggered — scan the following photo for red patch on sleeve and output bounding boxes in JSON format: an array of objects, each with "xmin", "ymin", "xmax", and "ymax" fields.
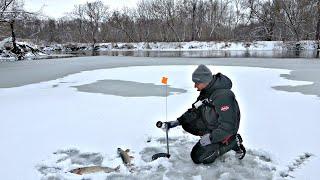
[{"xmin": 220, "ymin": 105, "xmax": 230, "ymax": 112}]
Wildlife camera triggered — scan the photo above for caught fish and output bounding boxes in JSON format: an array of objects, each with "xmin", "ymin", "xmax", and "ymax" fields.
[
  {"xmin": 117, "ymin": 148, "xmax": 134, "ymax": 166},
  {"xmin": 69, "ymin": 165, "xmax": 120, "ymax": 175}
]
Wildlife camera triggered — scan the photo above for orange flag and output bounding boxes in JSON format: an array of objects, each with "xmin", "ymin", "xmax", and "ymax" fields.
[{"xmin": 161, "ymin": 76, "xmax": 168, "ymax": 85}]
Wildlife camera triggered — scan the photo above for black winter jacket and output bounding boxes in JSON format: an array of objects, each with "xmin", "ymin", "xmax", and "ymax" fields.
[{"xmin": 177, "ymin": 73, "xmax": 240, "ymax": 143}]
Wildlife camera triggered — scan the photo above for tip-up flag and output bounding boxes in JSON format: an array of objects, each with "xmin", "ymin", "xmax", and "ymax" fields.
[{"xmin": 161, "ymin": 76, "xmax": 168, "ymax": 85}]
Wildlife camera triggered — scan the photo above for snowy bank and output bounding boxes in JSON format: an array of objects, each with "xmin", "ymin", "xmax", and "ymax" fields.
[
  {"xmin": 1, "ymin": 39, "xmax": 319, "ymax": 61},
  {"xmin": 0, "ymin": 38, "xmax": 75, "ymax": 61},
  {"xmin": 43, "ymin": 41, "xmax": 319, "ymax": 52}
]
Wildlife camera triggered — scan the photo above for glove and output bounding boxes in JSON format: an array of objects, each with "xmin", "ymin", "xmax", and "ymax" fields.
[
  {"xmin": 200, "ymin": 133, "xmax": 212, "ymax": 146},
  {"xmin": 163, "ymin": 120, "xmax": 180, "ymax": 130}
]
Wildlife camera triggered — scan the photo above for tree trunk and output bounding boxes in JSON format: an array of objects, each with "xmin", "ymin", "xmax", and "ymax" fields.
[
  {"xmin": 316, "ymin": 0, "xmax": 320, "ymax": 58},
  {"xmin": 191, "ymin": 2, "xmax": 197, "ymax": 41},
  {"xmin": 166, "ymin": 20, "xmax": 181, "ymax": 42},
  {"xmin": 10, "ymin": 20, "xmax": 22, "ymax": 60},
  {"xmin": 316, "ymin": 1, "xmax": 320, "ymax": 47},
  {"xmin": 317, "ymin": 21, "xmax": 320, "ymax": 44}
]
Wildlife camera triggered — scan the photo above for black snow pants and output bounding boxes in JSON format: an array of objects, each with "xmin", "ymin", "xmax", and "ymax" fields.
[{"xmin": 191, "ymin": 136, "xmax": 237, "ymax": 164}]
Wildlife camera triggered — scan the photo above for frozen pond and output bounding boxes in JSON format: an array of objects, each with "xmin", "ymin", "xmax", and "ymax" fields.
[
  {"xmin": 1, "ymin": 56, "xmax": 320, "ymax": 97},
  {"xmin": 1, "ymin": 65, "xmax": 319, "ymax": 180}
]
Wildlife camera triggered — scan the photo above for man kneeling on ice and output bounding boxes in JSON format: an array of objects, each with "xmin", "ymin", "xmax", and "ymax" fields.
[{"xmin": 165, "ymin": 64, "xmax": 246, "ymax": 164}]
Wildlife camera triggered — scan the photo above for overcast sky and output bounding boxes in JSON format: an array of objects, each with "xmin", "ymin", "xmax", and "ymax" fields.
[{"xmin": 24, "ymin": 0, "xmax": 139, "ymax": 18}]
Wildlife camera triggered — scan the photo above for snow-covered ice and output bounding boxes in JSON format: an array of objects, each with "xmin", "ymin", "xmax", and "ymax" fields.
[{"xmin": 0, "ymin": 65, "xmax": 319, "ymax": 180}]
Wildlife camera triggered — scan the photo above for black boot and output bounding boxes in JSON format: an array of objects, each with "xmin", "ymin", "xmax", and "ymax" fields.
[{"xmin": 233, "ymin": 134, "xmax": 246, "ymax": 160}]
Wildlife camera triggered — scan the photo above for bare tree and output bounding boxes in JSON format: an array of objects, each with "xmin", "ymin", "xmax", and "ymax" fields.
[
  {"xmin": 72, "ymin": 4, "xmax": 86, "ymax": 43},
  {"xmin": 84, "ymin": 0, "xmax": 108, "ymax": 48},
  {"xmin": 0, "ymin": 0, "xmax": 30, "ymax": 59},
  {"xmin": 315, "ymin": 1, "xmax": 320, "ymax": 45},
  {"xmin": 2, "ymin": 0, "xmax": 320, "ymax": 48},
  {"xmin": 0, "ymin": 0, "xmax": 14, "ymax": 38},
  {"xmin": 136, "ymin": 0, "xmax": 154, "ymax": 42},
  {"xmin": 280, "ymin": 0, "xmax": 315, "ymax": 42},
  {"xmin": 108, "ymin": 9, "xmax": 137, "ymax": 42},
  {"xmin": 241, "ymin": 0, "xmax": 279, "ymax": 41},
  {"xmin": 150, "ymin": 0, "xmax": 181, "ymax": 42},
  {"xmin": 205, "ymin": 0, "xmax": 232, "ymax": 40},
  {"xmin": 190, "ymin": 0, "xmax": 197, "ymax": 41}
]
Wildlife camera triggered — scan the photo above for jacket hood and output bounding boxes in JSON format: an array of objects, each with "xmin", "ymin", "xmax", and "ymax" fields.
[{"xmin": 199, "ymin": 73, "xmax": 232, "ymax": 98}]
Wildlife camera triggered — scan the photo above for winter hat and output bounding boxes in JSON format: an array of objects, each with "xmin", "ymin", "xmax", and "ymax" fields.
[{"xmin": 192, "ymin": 64, "xmax": 213, "ymax": 83}]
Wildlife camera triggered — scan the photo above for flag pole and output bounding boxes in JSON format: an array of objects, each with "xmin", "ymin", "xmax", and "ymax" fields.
[
  {"xmin": 161, "ymin": 76, "xmax": 168, "ymax": 122},
  {"xmin": 166, "ymin": 82, "xmax": 167, "ymax": 122}
]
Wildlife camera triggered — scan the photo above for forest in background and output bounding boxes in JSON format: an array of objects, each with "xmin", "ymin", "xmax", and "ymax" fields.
[{"xmin": 1, "ymin": 0, "xmax": 320, "ymax": 47}]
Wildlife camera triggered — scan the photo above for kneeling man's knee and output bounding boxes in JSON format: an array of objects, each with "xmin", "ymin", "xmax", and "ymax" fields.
[
  {"xmin": 190, "ymin": 143, "xmax": 202, "ymax": 164},
  {"xmin": 191, "ymin": 152, "xmax": 202, "ymax": 164},
  {"xmin": 190, "ymin": 142, "xmax": 219, "ymax": 164}
]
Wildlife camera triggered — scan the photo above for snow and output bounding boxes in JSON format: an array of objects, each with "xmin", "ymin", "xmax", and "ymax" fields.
[
  {"xmin": 82, "ymin": 41, "xmax": 317, "ymax": 51},
  {"xmin": 1, "ymin": 39, "xmax": 319, "ymax": 61},
  {"xmin": 0, "ymin": 38, "xmax": 50, "ymax": 61},
  {"xmin": 0, "ymin": 65, "xmax": 319, "ymax": 180},
  {"xmin": 0, "ymin": 37, "xmax": 12, "ymax": 47}
]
